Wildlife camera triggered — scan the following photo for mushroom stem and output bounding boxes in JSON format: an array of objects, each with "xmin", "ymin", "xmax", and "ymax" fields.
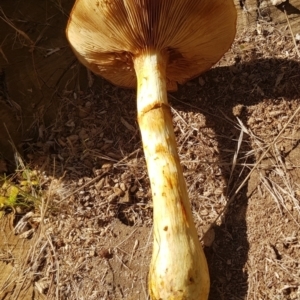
[{"xmin": 134, "ymin": 49, "xmax": 210, "ymax": 300}]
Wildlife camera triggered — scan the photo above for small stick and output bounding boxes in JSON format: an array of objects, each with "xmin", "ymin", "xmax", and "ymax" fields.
[
  {"xmin": 206, "ymin": 105, "xmax": 300, "ymax": 233},
  {"xmin": 129, "ymin": 240, "xmax": 139, "ymax": 263},
  {"xmin": 115, "ymin": 253, "xmax": 131, "ymax": 271},
  {"xmin": 0, "ymin": 8, "xmax": 33, "ymax": 45},
  {"xmin": 57, "ymin": 171, "xmax": 109, "ymax": 203},
  {"xmin": 283, "ymin": 6, "xmax": 300, "ymax": 58}
]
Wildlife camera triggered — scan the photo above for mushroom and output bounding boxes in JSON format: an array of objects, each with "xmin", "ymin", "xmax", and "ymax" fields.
[{"xmin": 66, "ymin": 1, "xmax": 236, "ymax": 299}]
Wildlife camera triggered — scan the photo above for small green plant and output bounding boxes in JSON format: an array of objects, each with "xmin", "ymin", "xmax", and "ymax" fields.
[{"xmin": 0, "ymin": 169, "xmax": 41, "ymax": 215}]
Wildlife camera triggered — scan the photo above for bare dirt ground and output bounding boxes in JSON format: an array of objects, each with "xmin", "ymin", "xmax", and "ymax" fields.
[{"xmin": 1, "ymin": 1, "xmax": 300, "ymax": 300}]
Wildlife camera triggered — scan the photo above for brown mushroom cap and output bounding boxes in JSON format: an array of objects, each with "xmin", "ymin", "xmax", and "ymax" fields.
[{"xmin": 67, "ymin": 0, "xmax": 236, "ymax": 91}]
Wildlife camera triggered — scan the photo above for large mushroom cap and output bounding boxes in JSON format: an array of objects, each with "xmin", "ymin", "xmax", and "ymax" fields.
[{"xmin": 67, "ymin": 0, "xmax": 236, "ymax": 91}]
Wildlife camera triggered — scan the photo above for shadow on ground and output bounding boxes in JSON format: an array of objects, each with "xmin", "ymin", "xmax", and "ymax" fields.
[
  {"xmin": 18, "ymin": 56, "xmax": 298, "ymax": 299},
  {"xmin": 171, "ymin": 57, "xmax": 299, "ymax": 299}
]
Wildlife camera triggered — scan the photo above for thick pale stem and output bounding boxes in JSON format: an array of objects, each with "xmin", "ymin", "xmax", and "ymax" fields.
[{"xmin": 134, "ymin": 49, "xmax": 210, "ymax": 300}]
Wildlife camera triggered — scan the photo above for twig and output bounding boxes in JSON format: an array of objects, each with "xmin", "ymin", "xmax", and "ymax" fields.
[
  {"xmin": 114, "ymin": 228, "xmax": 138, "ymax": 249},
  {"xmin": 57, "ymin": 171, "xmax": 109, "ymax": 203},
  {"xmin": 208, "ymin": 105, "xmax": 300, "ymax": 230},
  {"xmin": 0, "ymin": 8, "xmax": 33, "ymax": 46},
  {"xmin": 283, "ymin": 6, "xmax": 300, "ymax": 58}
]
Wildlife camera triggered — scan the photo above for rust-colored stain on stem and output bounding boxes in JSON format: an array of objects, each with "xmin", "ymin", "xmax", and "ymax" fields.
[{"xmin": 138, "ymin": 102, "xmax": 171, "ymax": 122}]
